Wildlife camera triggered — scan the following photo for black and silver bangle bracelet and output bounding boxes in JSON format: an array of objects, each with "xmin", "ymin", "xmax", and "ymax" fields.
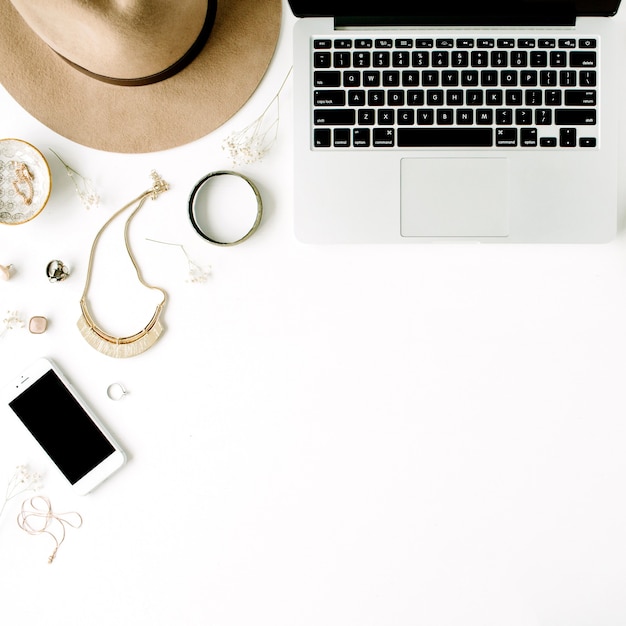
[{"xmin": 188, "ymin": 170, "xmax": 263, "ymax": 246}]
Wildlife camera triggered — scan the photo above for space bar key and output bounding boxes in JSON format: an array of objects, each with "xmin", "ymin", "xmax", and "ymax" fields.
[{"xmin": 398, "ymin": 128, "xmax": 493, "ymax": 147}]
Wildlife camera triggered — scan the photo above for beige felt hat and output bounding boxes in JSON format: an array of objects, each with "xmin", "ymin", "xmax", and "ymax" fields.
[{"xmin": 0, "ymin": 0, "xmax": 282, "ymax": 153}]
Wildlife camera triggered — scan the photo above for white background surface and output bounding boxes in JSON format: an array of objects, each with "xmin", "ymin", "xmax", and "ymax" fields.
[{"xmin": 1, "ymin": 3, "xmax": 626, "ymax": 624}]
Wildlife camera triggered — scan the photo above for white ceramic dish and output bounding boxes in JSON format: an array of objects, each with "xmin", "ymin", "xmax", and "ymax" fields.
[{"xmin": 0, "ymin": 138, "xmax": 51, "ymax": 225}]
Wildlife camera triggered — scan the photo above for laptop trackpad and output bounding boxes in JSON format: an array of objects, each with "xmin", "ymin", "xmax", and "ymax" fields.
[{"xmin": 400, "ymin": 157, "xmax": 509, "ymax": 237}]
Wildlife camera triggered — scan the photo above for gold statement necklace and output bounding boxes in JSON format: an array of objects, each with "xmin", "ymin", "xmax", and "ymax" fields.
[{"xmin": 77, "ymin": 171, "xmax": 169, "ymax": 358}]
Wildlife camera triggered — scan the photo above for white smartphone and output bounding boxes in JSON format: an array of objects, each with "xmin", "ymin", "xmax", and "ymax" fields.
[{"xmin": 1, "ymin": 357, "xmax": 126, "ymax": 495}]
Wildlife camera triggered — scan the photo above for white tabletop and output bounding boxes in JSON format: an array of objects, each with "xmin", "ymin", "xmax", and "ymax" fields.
[{"xmin": 1, "ymin": 3, "xmax": 626, "ymax": 624}]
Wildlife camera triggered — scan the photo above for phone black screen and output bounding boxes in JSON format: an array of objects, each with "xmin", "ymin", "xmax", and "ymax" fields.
[{"xmin": 9, "ymin": 369, "xmax": 115, "ymax": 484}]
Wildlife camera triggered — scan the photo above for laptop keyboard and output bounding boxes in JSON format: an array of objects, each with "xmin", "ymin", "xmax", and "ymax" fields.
[{"xmin": 312, "ymin": 36, "xmax": 598, "ymax": 149}]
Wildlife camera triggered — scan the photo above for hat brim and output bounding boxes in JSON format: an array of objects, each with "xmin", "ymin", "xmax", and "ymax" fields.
[{"xmin": 0, "ymin": 0, "xmax": 282, "ymax": 153}]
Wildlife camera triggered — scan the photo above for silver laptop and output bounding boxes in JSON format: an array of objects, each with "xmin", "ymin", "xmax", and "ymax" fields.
[{"xmin": 289, "ymin": 0, "xmax": 621, "ymax": 243}]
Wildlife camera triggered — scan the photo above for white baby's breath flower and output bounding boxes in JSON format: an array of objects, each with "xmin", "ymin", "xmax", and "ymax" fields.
[
  {"xmin": 146, "ymin": 239, "xmax": 211, "ymax": 284},
  {"xmin": 0, "ymin": 465, "xmax": 42, "ymax": 521},
  {"xmin": 0, "ymin": 310, "xmax": 25, "ymax": 338},
  {"xmin": 222, "ymin": 68, "xmax": 292, "ymax": 166},
  {"xmin": 49, "ymin": 149, "xmax": 101, "ymax": 210}
]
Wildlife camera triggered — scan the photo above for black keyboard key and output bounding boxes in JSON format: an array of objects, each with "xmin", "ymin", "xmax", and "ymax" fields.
[
  {"xmin": 352, "ymin": 51, "xmax": 372, "ymax": 67},
  {"xmin": 402, "ymin": 71, "xmax": 420, "ymax": 86},
  {"xmin": 530, "ymin": 51, "xmax": 548, "ymax": 67},
  {"xmin": 496, "ymin": 109, "xmax": 513, "ymax": 125},
  {"xmin": 540, "ymin": 137, "xmax": 557, "ymax": 147},
  {"xmin": 580, "ymin": 71, "xmax": 597, "ymax": 86},
  {"xmin": 348, "ymin": 90, "xmax": 366, "ymax": 106},
  {"xmin": 333, "ymin": 51, "xmax": 351, "ymax": 67},
  {"xmin": 358, "ymin": 109, "xmax": 375, "ymax": 125},
  {"xmin": 374, "ymin": 128, "xmax": 395, "ymax": 146},
  {"xmin": 368, "ymin": 90, "xmax": 385, "ymax": 106},
  {"xmin": 432, "ymin": 51, "xmax": 449, "ymax": 67},
  {"xmin": 407, "ymin": 90, "xmax": 425, "ymax": 105},
  {"xmin": 334, "ymin": 128, "xmax": 351, "ymax": 147},
  {"xmin": 579, "ymin": 137, "xmax": 596, "ymax": 147},
  {"xmin": 353, "ymin": 128, "xmax": 370, "ymax": 146},
  {"xmin": 382, "ymin": 71, "xmax": 400, "ymax": 86},
  {"xmin": 471, "ymin": 51, "xmax": 489, "ymax": 67},
  {"xmin": 545, "ymin": 89, "xmax": 562, "ymax": 105},
  {"xmin": 314, "ymin": 109, "xmax": 356, "ymax": 125},
  {"xmin": 353, "ymin": 51, "xmax": 371, "ymax": 67},
  {"xmin": 314, "ymin": 71, "xmax": 341, "ymax": 87},
  {"xmin": 314, "ymin": 128, "xmax": 331, "ymax": 147},
  {"xmin": 437, "ymin": 109, "xmax": 454, "ymax": 124},
  {"xmin": 343, "ymin": 71, "xmax": 361, "ymax": 87},
  {"xmin": 550, "ymin": 51, "xmax": 567, "ymax": 66},
  {"xmin": 461, "ymin": 70, "xmax": 479, "ymax": 86},
  {"xmin": 560, "ymin": 128, "xmax": 577, "ymax": 146},
  {"xmin": 496, "ymin": 128, "xmax": 517, "ymax": 146},
  {"xmin": 392, "ymin": 51, "xmax": 410, "ymax": 67},
  {"xmin": 378, "ymin": 109, "xmax": 395, "ymax": 124},
  {"xmin": 511, "ymin": 51, "xmax": 528, "ymax": 67},
  {"xmin": 398, "ymin": 109, "xmax": 415, "ymax": 124},
  {"xmin": 536, "ymin": 108, "xmax": 552, "ymax": 125},
  {"xmin": 491, "ymin": 50, "xmax": 508, "ymax": 66},
  {"xmin": 397, "ymin": 128, "xmax": 493, "ymax": 147},
  {"xmin": 570, "ymin": 51, "xmax": 596, "ymax": 67},
  {"xmin": 457, "ymin": 109, "xmax": 473, "ymax": 124},
  {"xmin": 417, "ymin": 109, "xmax": 434, "ymax": 124},
  {"xmin": 314, "ymin": 52, "xmax": 331, "ymax": 68},
  {"xmin": 540, "ymin": 70, "xmax": 557, "ymax": 86},
  {"xmin": 476, "ymin": 109, "xmax": 493, "ymax": 124},
  {"xmin": 374, "ymin": 51, "xmax": 390, "ymax": 67},
  {"xmin": 564, "ymin": 90, "xmax": 596, "ymax": 106},
  {"xmin": 363, "ymin": 71, "xmax": 381, "ymax": 86},
  {"xmin": 412, "ymin": 51, "xmax": 430, "ymax": 67},
  {"xmin": 314, "ymin": 90, "xmax": 346, "ymax": 106},
  {"xmin": 555, "ymin": 109, "xmax": 596, "ymax": 125},
  {"xmin": 521, "ymin": 128, "xmax": 538, "ymax": 146}
]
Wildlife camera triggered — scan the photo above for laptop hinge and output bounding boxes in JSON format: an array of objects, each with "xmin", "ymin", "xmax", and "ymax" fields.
[{"xmin": 334, "ymin": 3, "xmax": 577, "ymax": 28}]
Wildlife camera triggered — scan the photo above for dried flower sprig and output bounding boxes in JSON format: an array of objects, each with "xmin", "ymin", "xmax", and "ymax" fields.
[
  {"xmin": 146, "ymin": 239, "xmax": 212, "ymax": 284},
  {"xmin": 0, "ymin": 465, "xmax": 42, "ymax": 521},
  {"xmin": 0, "ymin": 310, "xmax": 25, "ymax": 338},
  {"xmin": 49, "ymin": 149, "xmax": 100, "ymax": 210},
  {"xmin": 222, "ymin": 67, "xmax": 292, "ymax": 165}
]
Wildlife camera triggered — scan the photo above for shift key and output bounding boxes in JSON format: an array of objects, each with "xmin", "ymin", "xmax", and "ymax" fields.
[
  {"xmin": 555, "ymin": 109, "xmax": 596, "ymax": 125},
  {"xmin": 314, "ymin": 109, "xmax": 356, "ymax": 125}
]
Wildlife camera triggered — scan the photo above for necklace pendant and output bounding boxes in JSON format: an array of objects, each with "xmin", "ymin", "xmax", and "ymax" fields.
[{"xmin": 149, "ymin": 170, "xmax": 169, "ymax": 199}]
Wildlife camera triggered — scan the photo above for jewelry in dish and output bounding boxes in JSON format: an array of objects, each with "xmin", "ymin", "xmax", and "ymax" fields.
[{"xmin": 0, "ymin": 139, "xmax": 51, "ymax": 225}]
